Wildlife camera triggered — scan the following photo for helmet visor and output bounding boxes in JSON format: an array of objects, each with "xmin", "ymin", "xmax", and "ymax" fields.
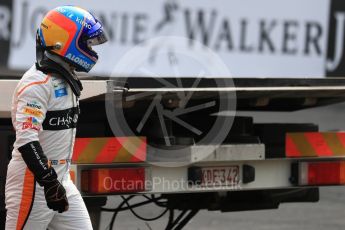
[
  {"xmin": 87, "ymin": 32, "xmax": 108, "ymax": 46},
  {"xmin": 78, "ymin": 20, "xmax": 108, "ymax": 62},
  {"xmin": 86, "ymin": 21, "xmax": 108, "ymax": 45}
]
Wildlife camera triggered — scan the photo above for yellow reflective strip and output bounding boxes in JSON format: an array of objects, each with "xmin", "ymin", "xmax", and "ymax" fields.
[
  {"xmin": 76, "ymin": 138, "xmax": 108, "ymax": 163},
  {"xmin": 114, "ymin": 138, "xmax": 142, "ymax": 162},
  {"xmin": 288, "ymin": 133, "xmax": 316, "ymax": 157},
  {"xmin": 322, "ymin": 133, "xmax": 345, "ymax": 156}
]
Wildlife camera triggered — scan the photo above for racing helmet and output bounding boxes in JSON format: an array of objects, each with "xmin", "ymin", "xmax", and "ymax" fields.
[{"xmin": 36, "ymin": 6, "xmax": 107, "ymax": 72}]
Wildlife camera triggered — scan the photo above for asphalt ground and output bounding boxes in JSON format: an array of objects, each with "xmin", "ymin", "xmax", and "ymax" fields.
[{"xmin": 99, "ymin": 187, "xmax": 345, "ymax": 230}]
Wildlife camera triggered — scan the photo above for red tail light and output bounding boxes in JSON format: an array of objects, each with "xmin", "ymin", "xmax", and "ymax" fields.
[
  {"xmin": 81, "ymin": 167, "xmax": 150, "ymax": 194},
  {"xmin": 297, "ymin": 161, "xmax": 345, "ymax": 186}
]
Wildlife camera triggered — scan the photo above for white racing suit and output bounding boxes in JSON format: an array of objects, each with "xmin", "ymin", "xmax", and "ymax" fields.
[{"xmin": 5, "ymin": 65, "xmax": 92, "ymax": 230}]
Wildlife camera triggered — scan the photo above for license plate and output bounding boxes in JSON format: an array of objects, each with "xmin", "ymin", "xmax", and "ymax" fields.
[{"xmin": 200, "ymin": 166, "xmax": 240, "ymax": 187}]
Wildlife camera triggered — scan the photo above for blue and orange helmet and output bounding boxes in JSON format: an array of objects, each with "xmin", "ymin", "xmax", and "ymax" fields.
[{"xmin": 37, "ymin": 6, "xmax": 107, "ymax": 72}]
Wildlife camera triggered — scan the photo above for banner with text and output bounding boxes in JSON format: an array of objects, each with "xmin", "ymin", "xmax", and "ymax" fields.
[{"xmin": 1, "ymin": 0, "xmax": 345, "ymax": 78}]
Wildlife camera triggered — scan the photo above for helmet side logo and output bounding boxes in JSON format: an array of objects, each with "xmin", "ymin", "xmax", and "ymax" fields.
[
  {"xmin": 75, "ymin": 17, "xmax": 92, "ymax": 30},
  {"xmin": 66, "ymin": 53, "xmax": 93, "ymax": 71}
]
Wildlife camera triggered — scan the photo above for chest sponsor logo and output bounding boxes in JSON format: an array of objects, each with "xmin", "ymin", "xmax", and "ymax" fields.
[
  {"xmin": 52, "ymin": 77, "xmax": 68, "ymax": 98},
  {"xmin": 42, "ymin": 107, "xmax": 79, "ymax": 130},
  {"xmin": 54, "ymin": 88, "xmax": 68, "ymax": 98},
  {"xmin": 23, "ymin": 106, "xmax": 43, "ymax": 118},
  {"xmin": 22, "ymin": 117, "xmax": 40, "ymax": 131}
]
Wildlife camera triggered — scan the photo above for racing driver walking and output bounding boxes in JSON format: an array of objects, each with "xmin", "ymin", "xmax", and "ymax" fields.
[{"xmin": 5, "ymin": 5, "xmax": 107, "ymax": 229}]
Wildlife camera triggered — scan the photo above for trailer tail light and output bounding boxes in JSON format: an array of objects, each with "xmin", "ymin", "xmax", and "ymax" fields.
[
  {"xmin": 81, "ymin": 168, "xmax": 150, "ymax": 194},
  {"xmin": 293, "ymin": 161, "xmax": 345, "ymax": 186}
]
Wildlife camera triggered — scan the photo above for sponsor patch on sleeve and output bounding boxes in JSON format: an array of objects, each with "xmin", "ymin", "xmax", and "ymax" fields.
[
  {"xmin": 23, "ymin": 106, "xmax": 43, "ymax": 118},
  {"xmin": 49, "ymin": 159, "xmax": 71, "ymax": 165},
  {"xmin": 26, "ymin": 101, "xmax": 42, "ymax": 110},
  {"xmin": 22, "ymin": 117, "xmax": 40, "ymax": 131}
]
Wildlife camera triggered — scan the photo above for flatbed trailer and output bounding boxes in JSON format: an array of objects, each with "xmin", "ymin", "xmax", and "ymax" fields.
[{"xmin": 2, "ymin": 77, "xmax": 345, "ymax": 229}]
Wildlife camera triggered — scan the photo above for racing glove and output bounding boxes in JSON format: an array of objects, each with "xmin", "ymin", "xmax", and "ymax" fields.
[
  {"xmin": 18, "ymin": 141, "xmax": 69, "ymax": 213},
  {"xmin": 41, "ymin": 172, "xmax": 69, "ymax": 213}
]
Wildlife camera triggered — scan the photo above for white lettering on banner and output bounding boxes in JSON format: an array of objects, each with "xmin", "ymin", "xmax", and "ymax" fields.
[
  {"xmin": 7, "ymin": 0, "xmax": 332, "ymax": 77},
  {"xmin": 0, "ymin": 6, "xmax": 10, "ymax": 40}
]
